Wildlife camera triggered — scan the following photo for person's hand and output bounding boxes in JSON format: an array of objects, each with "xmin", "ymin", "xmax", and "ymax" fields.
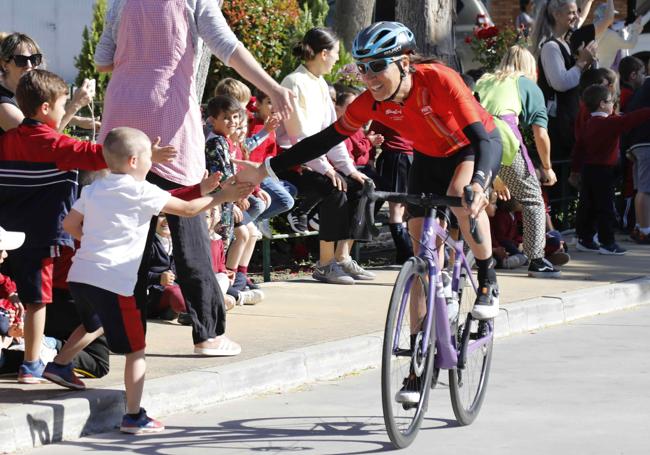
[
  {"xmin": 71, "ymin": 116, "xmax": 101, "ymax": 130},
  {"xmin": 216, "ymin": 177, "xmax": 253, "ymax": 204},
  {"xmin": 236, "ymin": 198, "xmax": 250, "ymax": 211},
  {"xmin": 257, "ymin": 189, "xmax": 272, "ymax": 208},
  {"xmin": 493, "ymin": 176, "xmax": 511, "ymax": 200},
  {"xmin": 540, "ymin": 167, "xmax": 557, "ymax": 186},
  {"xmin": 262, "ymin": 113, "xmax": 281, "ymax": 134},
  {"xmin": 199, "ymin": 170, "xmax": 223, "ymax": 195},
  {"xmin": 70, "ymin": 78, "xmax": 96, "ymax": 110},
  {"xmin": 160, "ymin": 270, "xmax": 175, "ymax": 286},
  {"xmin": 462, "ymin": 183, "xmax": 490, "ymax": 219},
  {"xmin": 347, "ymin": 170, "xmax": 368, "ymax": 185},
  {"xmin": 268, "ymin": 85, "xmax": 296, "ymax": 120},
  {"xmin": 232, "ymin": 159, "xmax": 268, "ymax": 186},
  {"xmin": 8, "ymin": 323, "xmax": 23, "ymax": 339},
  {"xmin": 568, "ymin": 172, "xmax": 581, "ymax": 189},
  {"xmin": 366, "ymin": 131, "xmax": 384, "ymax": 147},
  {"xmin": 577, "ymin": 41, "xmax": 597, "ymax": 68},
  {"xmin": 232, "ymin": 204, "xmax": 244, "ymax": 223},
  {"xmin": 151, "ymin": 137, "xmax": 178, "ymax": 163},
  {"xmin": 8, "ymin": 293, "xmax": 24, "ymax": 320},
  {"xmin": 324, "ymin": 168, "xmax": 347, "ymax": 191}
]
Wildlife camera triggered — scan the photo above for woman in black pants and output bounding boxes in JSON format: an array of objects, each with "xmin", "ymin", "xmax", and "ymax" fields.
[{"xmin": 278, "ymin": 27, "xmax": 376, "ymax": 285}]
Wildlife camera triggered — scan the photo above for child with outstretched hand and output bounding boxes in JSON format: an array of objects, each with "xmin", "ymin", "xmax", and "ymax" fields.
[{"xmin": 42, "ymin": 127, "xmax": 251, "ymax": 435}]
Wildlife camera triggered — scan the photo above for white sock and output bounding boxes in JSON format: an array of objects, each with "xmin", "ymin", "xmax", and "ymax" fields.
[{"xmin": 639, "ymin": 226, "xmax": 650, "ymax": 235}]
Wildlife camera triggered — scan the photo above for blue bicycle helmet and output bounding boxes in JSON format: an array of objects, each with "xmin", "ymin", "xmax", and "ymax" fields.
[{"xmin": 352, "ymin": 21, "xmax": 416, "ymax": 60}]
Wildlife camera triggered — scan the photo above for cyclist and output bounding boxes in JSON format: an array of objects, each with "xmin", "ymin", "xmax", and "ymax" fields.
[{"xmin": 239, "ymin": 21, "xmax": 502, "ymax": 331}]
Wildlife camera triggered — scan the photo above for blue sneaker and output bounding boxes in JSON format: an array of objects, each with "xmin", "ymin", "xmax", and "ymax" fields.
[
  {"xmin": 43, "ymin": 362, "xmax": 86, "ymax": 390},
  {"xmin": 17, "ymin": 360, "xmax": 47, "ymax": 384},
  {"xmin": 120, "ymin": 408, "xmax": 165, "ymax": 435}
]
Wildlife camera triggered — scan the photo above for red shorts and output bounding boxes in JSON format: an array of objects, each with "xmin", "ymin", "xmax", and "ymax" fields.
[{"xmin": 68, "ymin": 282, "xmax": 145, "ymax": 354}]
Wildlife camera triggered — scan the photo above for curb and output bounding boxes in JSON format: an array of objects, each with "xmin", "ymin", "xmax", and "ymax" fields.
[{"xmin": 2, "ymin": 276, "xmax": 649, "ymax": 453}]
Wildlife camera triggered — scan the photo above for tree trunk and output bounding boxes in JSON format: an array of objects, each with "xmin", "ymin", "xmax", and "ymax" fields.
[
  {"xmin": 333, "ymin": 0, "xmax": 376, "ymax": 52},
  {"xmin": 396, "ymin": 0, "xmax": 459, "ymax": 70}
]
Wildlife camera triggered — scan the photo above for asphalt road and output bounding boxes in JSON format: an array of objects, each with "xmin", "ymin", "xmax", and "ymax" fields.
[{"xmin": 28, "ymin": 304, "xmax": 650, "ymax": 455}]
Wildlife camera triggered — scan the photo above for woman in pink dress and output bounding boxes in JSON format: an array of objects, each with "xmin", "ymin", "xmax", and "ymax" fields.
[{"xmin": 95, "ymin": 0, "xmax": 293, "ymax": 356}]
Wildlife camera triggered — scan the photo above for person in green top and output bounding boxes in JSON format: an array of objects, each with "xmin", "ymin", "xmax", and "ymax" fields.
[{"xmin": 475, "ymin": 44, "xmax": 562, "ymax": 278}]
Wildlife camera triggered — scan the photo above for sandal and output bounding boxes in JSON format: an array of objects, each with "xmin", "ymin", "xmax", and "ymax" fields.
[{"xmin": 193, "ymin": 336, "xmax": 241, "ymax": 356}]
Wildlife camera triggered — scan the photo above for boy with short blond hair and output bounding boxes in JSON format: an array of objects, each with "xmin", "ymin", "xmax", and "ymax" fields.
[
  {"xmin": 43, "ymin": 126, "xmax": 251, "ymax": 434},
  {"xmin": 0, "ymin": 69, "xmax": 175, "ymax": 384}
]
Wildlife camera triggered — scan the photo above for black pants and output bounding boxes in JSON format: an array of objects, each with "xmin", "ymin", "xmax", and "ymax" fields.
[
  {"xmin": 279, "ymin": 169, "xmax": 368, "ymax": 241},
  {"xmin": 576, "ymin": 165, "xmax": 618, "ymax": 246},
  {"xmin": 135, "ymin": 173, "xmax": 226, "ymax": 344}
]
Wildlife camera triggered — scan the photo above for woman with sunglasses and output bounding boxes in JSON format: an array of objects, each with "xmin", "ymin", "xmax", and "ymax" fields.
[
  {"xmin": 239, "ymin": 21, "xmax": 503, "ymax": 322},
  {"xmin": 0, "ymin": 32, "xmax": 96, "ymax": 135}
]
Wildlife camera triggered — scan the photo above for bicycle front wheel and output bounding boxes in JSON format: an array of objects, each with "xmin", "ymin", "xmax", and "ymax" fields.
[
  {"xmin": 382, "ymin": 257, "xmax": 435, "ymax": 449},
  {"xmin": 448, "ymin": 270, "xmax": 493, "ymax": 425}
]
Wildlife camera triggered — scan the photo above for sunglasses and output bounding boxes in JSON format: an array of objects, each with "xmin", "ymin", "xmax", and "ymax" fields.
[
  {"xmin": 10, "ymin": 54, "xmax": 42, "ymax": 68},
  {"xmin": 355, "ymin": 57, "xmax": 401, "ymax": 75}
]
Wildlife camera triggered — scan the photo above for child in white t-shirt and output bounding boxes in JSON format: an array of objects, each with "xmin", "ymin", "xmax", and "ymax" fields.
[{"xmin": 41, "ymin": 127, "xmax": 252, "ymax": 435}]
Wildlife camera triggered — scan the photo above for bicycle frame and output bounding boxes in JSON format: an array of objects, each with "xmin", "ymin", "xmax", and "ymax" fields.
[{"xmin": 392, "ymin": 207, "xmax": 492, "ymax": 371}]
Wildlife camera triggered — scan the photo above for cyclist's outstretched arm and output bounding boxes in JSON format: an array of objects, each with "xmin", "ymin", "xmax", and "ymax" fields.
[{"xmin": 269, "ymin": 124, "xmax": 347, "ymax": 173}]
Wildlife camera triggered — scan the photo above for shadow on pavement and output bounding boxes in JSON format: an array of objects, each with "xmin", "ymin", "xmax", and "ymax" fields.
[{"xmin": 45, "ymin": 415, "xmax": 458, "ymax": 454}]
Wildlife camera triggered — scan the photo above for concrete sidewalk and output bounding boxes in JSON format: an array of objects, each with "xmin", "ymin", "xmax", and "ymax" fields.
[{"xmin": 1, "ymin": 237, "xmax": 649, "ymax": 453}]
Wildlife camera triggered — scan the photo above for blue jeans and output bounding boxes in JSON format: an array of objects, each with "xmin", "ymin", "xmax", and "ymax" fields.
[{"xmin": 257, "ymin": 177, "xmax": 297, "ymax": 221}]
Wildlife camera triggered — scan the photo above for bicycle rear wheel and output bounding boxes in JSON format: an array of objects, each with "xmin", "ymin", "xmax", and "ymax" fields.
[
  {"xmin": 448, "ymin": 269, "xmax": 493, "ymax": 425},
  {"xmin": 382, "ymin": 257, "xmax": 435, "ymax": 449}
]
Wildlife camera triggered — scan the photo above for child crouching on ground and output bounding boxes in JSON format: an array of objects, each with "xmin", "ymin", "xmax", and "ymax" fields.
[{"xmin": 42, "ymin": 127, "xmax": 252, "ymax": 434}]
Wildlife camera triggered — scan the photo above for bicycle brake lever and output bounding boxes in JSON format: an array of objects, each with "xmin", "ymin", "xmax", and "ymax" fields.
[{"xmin": 463, "ymin": 185, "xmax": 483, "ymax": 244}]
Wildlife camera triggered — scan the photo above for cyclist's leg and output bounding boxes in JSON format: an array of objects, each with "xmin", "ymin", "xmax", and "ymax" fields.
[{"xmin": 447, "ymin": 160, "xmax": 499, "ymax": 320}]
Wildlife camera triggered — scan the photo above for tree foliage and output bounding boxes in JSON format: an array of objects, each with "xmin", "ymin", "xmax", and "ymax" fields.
[
  {"xmin": 74, "ymin": 0, "xmax": 109, "ymax": 105},
  {"xmin": 205, "ymin": 0, "xmax": 301, "ymax": 101}
]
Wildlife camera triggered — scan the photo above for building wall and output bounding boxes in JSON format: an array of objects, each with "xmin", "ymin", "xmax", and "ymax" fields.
[
  {"xmin": 0, "ymin": 0, "xmax": 96, "ymax": 83},
  {"xmin": 488, "ymin": 0, "xmax": 629, "ymax": 29}
]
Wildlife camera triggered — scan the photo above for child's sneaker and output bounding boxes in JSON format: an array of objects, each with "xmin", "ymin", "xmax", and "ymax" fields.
[
  {"xmin": 43, "ymin": 362, "xmax": 86, "ymax": 390},
  {"xmin": 17, "ymin": 360, "xmax": 47, "ymax": 384},
  {"xmin": 236, "ymin": 289, "xmax": 264, "ymax": 305},
  {"xmin": 120, "ymin": 408, "xmax": 165, "ymax": 435},
  {"xmin": 599, "ymin": 243, "xmax": 626, "ymax": 255}
]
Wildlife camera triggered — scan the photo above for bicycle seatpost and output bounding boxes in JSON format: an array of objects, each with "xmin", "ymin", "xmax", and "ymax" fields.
[{"xmin": 463, "ymin": 185, "xmax": 483, "ymax": 244}]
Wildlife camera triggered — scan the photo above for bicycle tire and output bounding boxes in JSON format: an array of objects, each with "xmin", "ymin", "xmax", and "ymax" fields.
[
  {"xmin": 382, "ymin": 257, "xmax": 436, "ymax": 449},
  {"xmin": 448, "ymin": 269, "xmax": 493, "ymax": 425}
]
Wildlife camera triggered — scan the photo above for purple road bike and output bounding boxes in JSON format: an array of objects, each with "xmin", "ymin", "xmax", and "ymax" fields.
[{"xmin": 366, "ymin": 186, "xmax": 494, "ymax": 448}]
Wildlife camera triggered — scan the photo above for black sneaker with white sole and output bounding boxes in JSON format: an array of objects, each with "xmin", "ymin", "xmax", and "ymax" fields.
[
  {"xmin": 471, "ymin": 282, "xmax": 499, "ymax": 320},
  {"xmin": 394, "ymin": 373, "xmax": 421, "ymax": 405},
  {"xmin": 287, "ymin": 212, "xmax": 308, "ymax": 233},
  {"xmin": 599, "ymin": 243, "xmax": 626, "ymax": 255},
  {"xmin": 528, "ymin": 257, "xmax": 561, "ymax": 278}
]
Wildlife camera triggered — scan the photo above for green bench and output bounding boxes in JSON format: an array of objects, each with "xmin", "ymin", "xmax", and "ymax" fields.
[{"xmin": 259, "ymin": 223, "xmax": 384, "ymax": 282}]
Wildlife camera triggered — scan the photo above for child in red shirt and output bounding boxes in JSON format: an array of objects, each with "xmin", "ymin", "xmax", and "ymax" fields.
[{"xmin": 572, "ymin": 84, "xmax": 650, "ymax": 255}]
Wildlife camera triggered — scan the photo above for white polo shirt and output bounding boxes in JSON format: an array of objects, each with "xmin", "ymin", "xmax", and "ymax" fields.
[{"xmin": 67, "ymin": 173, "xmax": 171, "ymax": 296}]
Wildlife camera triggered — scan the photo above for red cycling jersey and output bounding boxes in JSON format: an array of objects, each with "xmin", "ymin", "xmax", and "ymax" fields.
[{"xmin": 335, "ymin": 63, "xmax": 495, "ymax": 158}]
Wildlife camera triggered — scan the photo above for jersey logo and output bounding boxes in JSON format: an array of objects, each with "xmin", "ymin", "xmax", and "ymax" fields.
[
  {"xmin": 385, "ymin": 108, "xmax": 402, "ymax": 115},
  {"xmin": 420, "ymin": 105, "xmax": 433, "ymax": 115}
]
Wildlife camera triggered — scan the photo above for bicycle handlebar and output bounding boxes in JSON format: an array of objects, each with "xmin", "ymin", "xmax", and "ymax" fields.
[{"xmin": 353, "ymin": 180, "xmax": 483, "ymax": 245}]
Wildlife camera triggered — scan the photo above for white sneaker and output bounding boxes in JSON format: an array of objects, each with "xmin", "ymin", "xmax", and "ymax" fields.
[
  {"xmin": 471, "ymin": 283, "xmax": 499, "ymax": 320},
  {"xmin": 257, "ymin": 219, "xmax": 273, "ymax": 238},
  {"xmin": 394, "ymin": 374, "xmax": 421, "ymax": 405},
  {"xmin": 237, "ymin": 289, "xmax": 264, "ymax": 305},
  {"xmin": 312, "ymin": 261, "xmax": 355, "ymax": 285},
  {"xmin": 338, "ymin": 257, "xmax": 376, "ymax": 281}
]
